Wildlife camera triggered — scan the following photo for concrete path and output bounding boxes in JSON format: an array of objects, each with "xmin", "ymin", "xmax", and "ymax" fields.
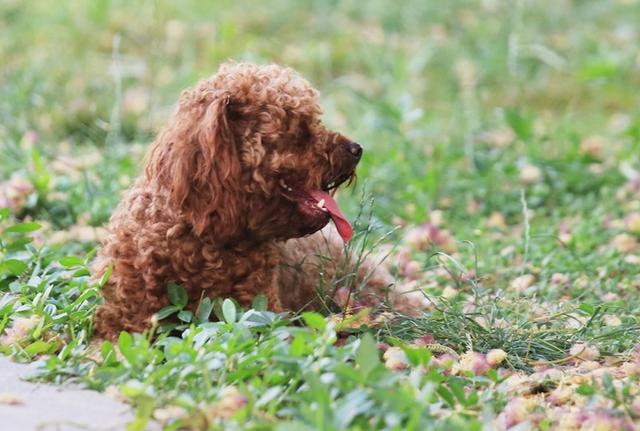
[{"xmin": 0, "ymin": 356, "xmax": 134, "ymax": 431}]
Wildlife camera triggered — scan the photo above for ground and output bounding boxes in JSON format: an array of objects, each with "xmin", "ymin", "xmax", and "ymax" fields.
[
  {"xmin": 0, "ymin": 356, "xmax": 137, "ymax": 430},
  {"xmin": 1, "ymin": 1, "xmax": 640, "ymax": 430}
]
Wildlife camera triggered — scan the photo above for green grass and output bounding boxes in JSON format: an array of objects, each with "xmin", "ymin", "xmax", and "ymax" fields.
[{"xmin": 2, "ymin": 0, "xmax": 640, "ymax": 429}]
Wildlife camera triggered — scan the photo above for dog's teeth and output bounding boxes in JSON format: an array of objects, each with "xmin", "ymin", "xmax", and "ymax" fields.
[
  {"xmin": 317, "ymin": 199, "xmax": 326, "ymax": 209},
  {"xmin": 328, "ymin": 182, "xmax": 335, "ymax": 189},
  {"xmin": 280, "ymin": 179, "xmax": 288, "ymax": 189},
  {"xmin": 287, "ymin": 187, "xmax": 292, "ymax": 191}
]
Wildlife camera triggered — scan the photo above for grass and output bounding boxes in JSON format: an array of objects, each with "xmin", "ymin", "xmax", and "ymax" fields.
[{"xmin": 2, "ymin": 0, "xmax": 640, "ymax": 429}]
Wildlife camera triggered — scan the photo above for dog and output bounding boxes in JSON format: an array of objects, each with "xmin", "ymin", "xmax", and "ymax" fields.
[{"xmin": 93, "ymin": 62, "xmax": 419, "ymax": 340}]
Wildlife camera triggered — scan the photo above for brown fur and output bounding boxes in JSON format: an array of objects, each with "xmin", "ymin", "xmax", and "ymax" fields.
[{"xmin": 93, "ymin": 63, "xmax": 417, "ymax": 340}]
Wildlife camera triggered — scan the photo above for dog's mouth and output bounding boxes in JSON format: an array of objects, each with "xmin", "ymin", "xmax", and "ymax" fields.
[{"xmin": 279, "ymin": 172, "xmax": 354, "ymax": 242}]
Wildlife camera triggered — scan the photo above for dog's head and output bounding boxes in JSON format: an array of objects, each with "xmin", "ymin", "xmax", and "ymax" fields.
[{"xmin": 146, "ymin": 62, "xmax": 361, "ymax": 244}]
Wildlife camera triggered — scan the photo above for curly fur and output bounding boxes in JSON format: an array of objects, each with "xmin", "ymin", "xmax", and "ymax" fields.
[{"xmin": 93, "ymin": 62, "xmax": 417, "ymax": 340}]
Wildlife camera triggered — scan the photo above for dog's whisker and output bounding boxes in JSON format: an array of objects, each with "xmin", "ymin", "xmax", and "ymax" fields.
[{"xmin": 279, "ymin": 179, "xmax": 293, "ymax": 191}]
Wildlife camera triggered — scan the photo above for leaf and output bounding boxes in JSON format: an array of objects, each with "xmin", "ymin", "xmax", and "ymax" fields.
[
  {"xmin": 126, "ymin": 394, "xmax": 155, "ymax": 431},
  {"xmin": 289, "ymin": 334, "xmax": 306, "ymax": 356},
  {"xmin": 30, "ymin": 148, "xmax": 50, "ymax": 195},
  {"xmin": 167, "ymin": 282, "xmax": 187, "ymax": 309},
  {"xmin": 0, "ymin": 294, "xmax": 16, "ymax": 316},
  {"xmin": 59, "ymin": 256, "xmax": 84, "ymax": 268},
  {"xmin": 302, "ymin": 372, "xmax": 330, "ymax": 406},
  {"xmin": 252, "ymin": 294, "xmax": 268, "ymax": 311},
  {"xmin": 334, "ymin": 363, "xmax": 362, "ymax": 382},
  {"xmin": 466, "ymin": 390, "xmax": 479, "ymax": 405},
  {"xmin": 576, "ymin": 384, "xmax": 596, "ymax": 396},
  {"xmin": 1, "ymin": 259, "xmax": 28, "ymax": 276},
  {"xmin": 241, "ymin": 309, "xmax": 276, "ymax": 327},
  {"xmin": 177, "ymin": 310, "xmax": 193, "ymax": 323},
  {"xmin": 448, "ymin": 378, "xmax": 467, "ymax": 406},
  {"xmin": 222, "ymin": 298, "xmax": 236, "ymax": 323},
  {"xmin": 99, "ymin": 264, "xmax": 113, "ymax": 287},
  {"xmin": 355, "ymin": 333, "xmax": 380, "ymax": 378},
  {"xmin": 212, "ymin": 298, "xmax": 225, "ymax": 321},
  {"xmin": 158, "ymin": 322, "xmax": 178, "ymax": 334},
  {"xmin": 302, "ymin": 312, "xmax": 326, "ymax": 331},
  {"xmin": 120, "ymin": 379, "xmax": 145, "ymax": 398},
  {"xmin": 578, "ymin": 61, "xmax": 617, "ymax": 80},
  {"xmin": 4, "ymin": 237, "xmax": 33, "ymax": 252},
  {"xmin": 117, "ymin": 331, "xmax": 136, "ymax": 365},
  {"xmin": 0, "ymin": 208, "xmax": 9, "ymax": 221},
  {"xmin": 335, "ymin": 389, "xmax": 372, "ymax": 428},
  {"xmin": 100, "ymin": 341, "xmax": 116, "ymax": 363},
  {"xmin": 256, "ymin": 386, "xmax": 282, "ymax": 407},
  {"xmin": 196, "ymin": 297, "xmax": 214, "ymax": 322},
  {"xmin": 505, "ymin": 109, "xmax": 532, "ymax": 141},
  {"xmin": 31, "ymin": 316, "xmax": 45, "ymax": 339},
  {"xmin": 3, "ymin": 222, "xmax": 41, "ymax": 234},
  {"xmin": 538, "ymin": 419, "xmax": 551, "ymax": 431},
  {"xmin": 437, "ymin": 385, "xmax": 456, "ymax": 407},
  {"xmin": 579, "ymin": 303, "xmax": 594, "ymax": 314},
  {"xmin": 402, "ymin": 345, "xmax": 432, "ymax": 367},
  {"xmin": 155, "ymin": 305, "xmax": 179, "ymax": 320},
  {"xmin": 72, "ymin": 268, "xmax": 90, "ymax": 277},
  {"xmin": 486, "ymin": 368, "xmax": 500, "ymax": 383},
  {"xmin": 24, "ymin": 340, "xmax": 52, "ymax": 356}
]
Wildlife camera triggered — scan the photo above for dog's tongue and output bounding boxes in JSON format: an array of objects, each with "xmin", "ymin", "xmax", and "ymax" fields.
[{"xmin": 309, "ymin": 190, "xmax": 353, "ymax": 242}]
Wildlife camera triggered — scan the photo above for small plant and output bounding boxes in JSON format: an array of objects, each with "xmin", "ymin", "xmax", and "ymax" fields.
[
  {"xmin": 0, "ymin": 211, "xmax": 101, "ymax": 359},
  {"xmin": 153, "ymin": 281, "xmax": 270, "ymax": 333},
  {"xmin": 3, "ymin": 1, "xmax": 640, "ymax": 428}
]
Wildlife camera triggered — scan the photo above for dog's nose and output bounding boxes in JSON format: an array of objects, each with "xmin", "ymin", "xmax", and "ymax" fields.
[{"xmin": 347, "ymin": 142, "xmax": 363, "ymax": 160}]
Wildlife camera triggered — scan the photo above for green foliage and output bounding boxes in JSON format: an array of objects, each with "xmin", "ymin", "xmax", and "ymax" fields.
[
  {"xmin": 36, "ymin": 305, "xmax": 495, "ymax": 430},
  {"xmin": 2, "ymin": 0, "xmax": 640, "ymax": 428},
  {"xmin": 0, "ymin": 218, "xmax": 100, "ymax": 358}
]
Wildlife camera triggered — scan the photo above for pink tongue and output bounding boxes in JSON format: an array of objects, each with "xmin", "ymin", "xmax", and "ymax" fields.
[{"xmin": 309, "ymin": 190, "xmax": 353, "ymax": 242}]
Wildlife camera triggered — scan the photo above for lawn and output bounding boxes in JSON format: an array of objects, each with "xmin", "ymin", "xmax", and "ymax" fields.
[{"xmin": 1, "ymin": 0, "xmax": 640, "ymax": 429}]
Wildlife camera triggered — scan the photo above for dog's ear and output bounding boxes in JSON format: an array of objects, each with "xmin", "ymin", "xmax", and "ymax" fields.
[{"xmin": 146, "ymin": 92, "xmax": 243, "ymax": 238}]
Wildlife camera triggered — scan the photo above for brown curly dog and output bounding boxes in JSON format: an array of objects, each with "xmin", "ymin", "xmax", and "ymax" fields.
[{"xmin": 93, "ymin": 62, "xmax": 421, "ymax": 340}]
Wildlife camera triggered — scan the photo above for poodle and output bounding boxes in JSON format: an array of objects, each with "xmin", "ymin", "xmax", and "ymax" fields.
[{"xmin": 93, "ymin": 62, "xmax": 419, "ymax": 340}]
